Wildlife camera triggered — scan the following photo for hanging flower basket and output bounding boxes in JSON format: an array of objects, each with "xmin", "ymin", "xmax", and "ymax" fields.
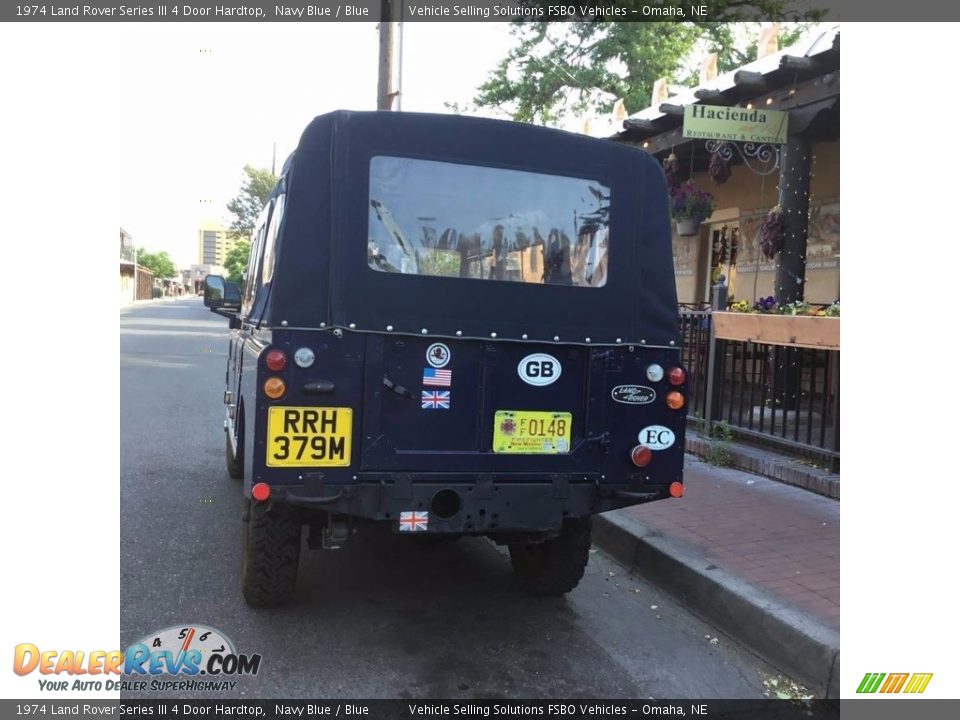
[{"xmin": 670, "ymin": 181, "xmax": 714, "ymax": 236}]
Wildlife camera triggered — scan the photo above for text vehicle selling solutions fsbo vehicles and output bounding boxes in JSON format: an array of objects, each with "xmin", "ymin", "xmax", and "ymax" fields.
[{"xmin": 203, "ymin": 111, "xmax": 687, "ymax": 607}]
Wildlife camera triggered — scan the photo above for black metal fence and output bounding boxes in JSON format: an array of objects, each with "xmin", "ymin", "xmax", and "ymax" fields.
[{"xmin": 680, "ymin": 310, "xmax": 840, "ymax": 470}]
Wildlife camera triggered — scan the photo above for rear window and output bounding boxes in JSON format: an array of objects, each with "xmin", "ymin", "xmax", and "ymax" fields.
[{"xmin": 367, "ymin": 156, "xmax": 610, "ymax": 288}]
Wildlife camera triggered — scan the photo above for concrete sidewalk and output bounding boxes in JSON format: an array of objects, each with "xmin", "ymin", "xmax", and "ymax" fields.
[{"xmin": 594, "ymin": 454, "xmax": 840, "ymax": 698}]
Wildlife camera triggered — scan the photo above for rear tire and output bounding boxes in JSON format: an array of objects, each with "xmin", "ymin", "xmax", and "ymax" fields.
[
  {"xmin": 508, "ymin": 517, "xmax": 592, "ymax": 597},
  {"xmin": 225, "ymin": 430, "xmax": 243, "ymax": 480},
  {"xmin": 241, "ymin": 500, "xmax": 301, "ymax": 608}
]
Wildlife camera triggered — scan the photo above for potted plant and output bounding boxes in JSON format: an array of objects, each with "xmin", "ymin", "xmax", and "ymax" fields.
[
  {"xmin": 713, "ymin": 296, "xmax": 840, "ymax": 350},
  {"xmin": 670, "ymin": 181, "xmax": 715, "ymax": 236}
]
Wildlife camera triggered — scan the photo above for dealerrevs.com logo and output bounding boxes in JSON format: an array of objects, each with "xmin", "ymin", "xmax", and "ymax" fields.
[{"xmin": 13, "ymin": 625, "xmax": 261, "ymax": 692}]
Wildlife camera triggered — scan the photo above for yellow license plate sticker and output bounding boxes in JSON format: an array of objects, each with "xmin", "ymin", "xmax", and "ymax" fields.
[
  {"xmin": 266, "ymin": 406, "xmax": 352, "ymax": 467},
  {"xmin": 493, "ymin": 411, "xmax": 572, "ymax": 454}
]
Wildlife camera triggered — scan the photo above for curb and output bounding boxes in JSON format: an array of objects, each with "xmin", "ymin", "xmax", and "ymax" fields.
[
  {"xmin": 685, "ymin": 434, "xmax": 840, "ymax": 499},
  {"xmin": 593, "ymin": 510, "xmax": 840, "ymax": 699}
]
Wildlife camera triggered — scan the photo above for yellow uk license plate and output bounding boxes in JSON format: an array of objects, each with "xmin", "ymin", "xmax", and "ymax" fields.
[
  {"xmin": 493, "ymin": 411, "xmax": 572, "ymax": 454},
  {"xmin": 266, "ymin": 406, "xmax": 352, "ymax": 467}
]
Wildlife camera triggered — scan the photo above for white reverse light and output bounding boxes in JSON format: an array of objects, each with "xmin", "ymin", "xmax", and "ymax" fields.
[
  {"xmin": 294, "ymin": 347, "xmax": 315, "ymax": 368},
  {"xmin": 646, "ymin": 364, "xmax": 664, "ymax": 382}
]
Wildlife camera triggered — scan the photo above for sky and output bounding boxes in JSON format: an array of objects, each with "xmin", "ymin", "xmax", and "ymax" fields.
[{"xmin": 116, "ymin": 23, "xmax": 518, "ymax": 268}]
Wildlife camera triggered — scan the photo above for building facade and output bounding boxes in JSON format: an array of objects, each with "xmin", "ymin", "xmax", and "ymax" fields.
[
  {"xmin": 198, "ymin": 221, "xmax": 243, "ymax": 266},
  {"xmin": 613, "ymin": 25, "xmax": 840, "ymax": 308}
]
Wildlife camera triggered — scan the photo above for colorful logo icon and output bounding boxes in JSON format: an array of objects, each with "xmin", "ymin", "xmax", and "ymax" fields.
[{"xmin": 856, "ymin": 672, "xmax": 933, "ymax": 694}]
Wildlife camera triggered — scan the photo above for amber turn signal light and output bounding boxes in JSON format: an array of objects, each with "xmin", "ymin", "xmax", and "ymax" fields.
[
  {"xmin": 630, "ymin": 445, "xmax": 652, "ymax": 468},
  {"xmin": 669, "ymin": 482, "xmax": 684, "ymax": 498},
  {"xmin": 666, "ymin": 391, "xmax": 685, "ymax": 410},
  {"xmin": 263, "ymin": 377, "xmax": 286, "ymax": 399}
]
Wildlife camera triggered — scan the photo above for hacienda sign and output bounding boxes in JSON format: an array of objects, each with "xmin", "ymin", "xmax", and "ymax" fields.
[{"xmin": 683, "ymin": 105, "xmax": 788, "ymax": 144}]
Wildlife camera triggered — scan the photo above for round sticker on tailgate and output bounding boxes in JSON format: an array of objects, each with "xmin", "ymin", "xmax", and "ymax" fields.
[
  {"xmin": 426, "ymin": 343, "xmax": 451, "ymax": 368},
  {"xmin": 518, "ymin": 353, "xmax": 561, "ymax": 386},
  {"xmin": 638, "ymin": 425, "xmax": 676, "ymax": 450}
]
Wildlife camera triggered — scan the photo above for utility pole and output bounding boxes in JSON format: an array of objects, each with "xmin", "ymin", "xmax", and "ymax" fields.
[{"xmin": 377, "ymin": 0, "xmax": 398, "ymax": 110}]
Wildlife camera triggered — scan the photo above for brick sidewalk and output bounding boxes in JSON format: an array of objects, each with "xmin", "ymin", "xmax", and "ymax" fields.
[{"xmin": 625, "ymin": 455, "xmax": 840, "ymax": 628}]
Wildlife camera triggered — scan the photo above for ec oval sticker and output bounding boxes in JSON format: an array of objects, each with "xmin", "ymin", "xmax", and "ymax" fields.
[
  {"xmin": 518, "ymin": 353, "xmax": 562, "ymax": 386},
  {"xmin": 638, "ymin": 425, "xmax": 676, "ymax": 450}
]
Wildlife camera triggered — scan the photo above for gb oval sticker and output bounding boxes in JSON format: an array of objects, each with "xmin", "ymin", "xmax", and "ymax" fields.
[
  {"xmin": 638, "ymin": 425, "xmax": 676, "ymax": 450},
  {"xmin": 612, "ymin": 385, "xmax": 656, "ymax": 405},
  {"xmin": 518, "ymin": 353, "xmax": 562, "ymax": 386}
]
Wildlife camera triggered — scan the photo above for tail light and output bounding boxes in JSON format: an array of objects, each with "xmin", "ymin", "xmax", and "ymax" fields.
[
  {"xmin": 669, "ymin": 482, "xmax": 684, "ymax": 498},
  {"xmin": 630, "ymin": 445, "xmax": 652, "ymax": 468},
  {"xmin": 668, "ymin": 367, "xmax": 686, "ymax": 386},
  {"xmin": 666, "ymin": 391, "xmax": 685, "ymax": 410},
  {"xmin": 252, "ymin": 482, "xmax": 271, "ymax": 502},
  {"xmin": 263, "ymin": 377, "xmax": 286, "ymax": 399},
  {"xmin": 265, "ymin": 349, "xmax": 287, "ymax": 371}
]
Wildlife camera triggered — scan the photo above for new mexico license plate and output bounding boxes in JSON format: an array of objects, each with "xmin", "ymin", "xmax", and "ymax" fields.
[
  {"xmin": 266, "ymin": 406, "xmax": 352, "ymax": 467},
  {"xmin": 493, "ymin": 410, "xmax": 572, "ymax": 454}
]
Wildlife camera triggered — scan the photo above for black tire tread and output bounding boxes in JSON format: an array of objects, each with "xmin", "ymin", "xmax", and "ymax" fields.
[
  {"xmin": 225, "ymin": 431, "xmax": 243, "ymax": 480},
  {"xmin": 241, "ymin": 501, "xmax": 301, "ymax": 608},
  {"xmin": 508, "ymin": 517, "xmax": 592, "ymax": 597}
]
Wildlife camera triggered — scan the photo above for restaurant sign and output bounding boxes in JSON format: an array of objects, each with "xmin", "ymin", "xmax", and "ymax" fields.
[{"xmin": 683, "ymin": 105, "xmax": 788, "ymax": 144}]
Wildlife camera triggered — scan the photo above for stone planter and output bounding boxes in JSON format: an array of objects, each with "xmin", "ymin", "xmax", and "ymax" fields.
[{"xmin": 713, "ymin": 312, "xmax": 840, "ymax": 350}]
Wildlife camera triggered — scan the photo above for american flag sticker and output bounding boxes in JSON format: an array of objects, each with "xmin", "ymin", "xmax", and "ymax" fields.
[
  {"xmin": 421, "ymin": 390, "xmax": 451, "ymax": 409},
  {"xmin": 399, "ymin": 511, "xmax": 429, "ymax": 532},
  {"xmin": 423, "ymin": 367, "xmax": 452, "ymax": 387}
]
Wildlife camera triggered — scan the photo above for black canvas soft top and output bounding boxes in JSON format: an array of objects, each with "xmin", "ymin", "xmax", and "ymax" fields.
[{"xmin": 264, "ymin": 110, "xmax": 680, "ymax": 348}]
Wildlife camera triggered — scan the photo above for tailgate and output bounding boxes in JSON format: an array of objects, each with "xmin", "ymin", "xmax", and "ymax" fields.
[{"xmin": 360, "ymin": 336, "xmax": 594, "ymax": 473}]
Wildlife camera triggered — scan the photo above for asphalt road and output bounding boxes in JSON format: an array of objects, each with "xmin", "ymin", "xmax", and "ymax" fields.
[{"xmin": 120, "ymin": 297, "xmax": 783, "ymax": 700}]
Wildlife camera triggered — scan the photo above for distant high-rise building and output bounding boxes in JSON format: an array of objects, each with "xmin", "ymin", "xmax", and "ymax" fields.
[{"xmin": 198, "ymin": 221, "xmax": 244, "ymax": 266}]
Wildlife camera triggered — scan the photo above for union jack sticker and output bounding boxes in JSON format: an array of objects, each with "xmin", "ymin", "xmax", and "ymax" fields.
[
  {"xmin": 421, "ymin": 390, "xmax": 451, "ymax": 409},
  {"xmin": 399, "ymin": 511, "xmax": 429, "ymax": 532}
]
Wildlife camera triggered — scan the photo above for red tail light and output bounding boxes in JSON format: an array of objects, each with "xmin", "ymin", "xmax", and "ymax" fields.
[
  {"xmin": 265, "ymin": 349, "xmax": 287, "ymax": 371},
  {"xmin": 252, "ymin": 482, "xmax": 271, "ymax": 502},
  {"xmin": 669, "ymin": 482, "xmax": 684, "ymax": 498},
  {"xmin": 630, "ymin": 445, "xmax": 652, "ymax": 468},
  {"xmin": 668, "ymin": 367, "xmax": 686, "ymax": 386}
]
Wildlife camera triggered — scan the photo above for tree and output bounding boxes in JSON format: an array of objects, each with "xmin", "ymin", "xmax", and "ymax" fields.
[
  {"xmin": 226, "ymin": 165, "xmax": 277, "ymax": 239},
  {"xmin": 223, "ymin": 240, "xmax": 251, "ymax": 285},
  {"xmin": 473, "ymin": 6, "xmax": 821, "ymax": 125},
  {"xmin": 136, "ymin": 248, "xmax": 176, "ymax": 279}
]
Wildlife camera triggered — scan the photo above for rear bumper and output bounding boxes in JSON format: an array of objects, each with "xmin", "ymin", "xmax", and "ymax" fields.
[{"xmin": 266, "ymin": 473, "xmax": 673, "ymax": 534}]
